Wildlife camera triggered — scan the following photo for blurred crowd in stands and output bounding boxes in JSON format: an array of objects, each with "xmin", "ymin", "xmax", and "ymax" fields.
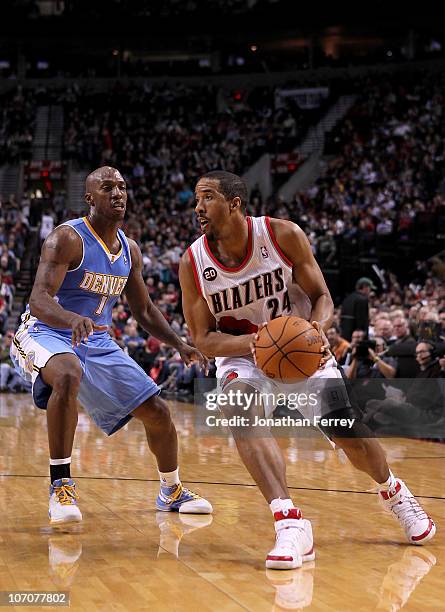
[
  {"xmin": 0, "ymin": 193, "xmax": 29, "ymax": 328},
  {"xmin": 272, "ymin": 74, "xmax": 445, "ymax": 268},
  {"xmin": 62, "ymin": 83, "xmax": 305, "ymax": 172},
  {"xmin": 0, "ymin": 87, "xmax": 35, "ymax": 163}
]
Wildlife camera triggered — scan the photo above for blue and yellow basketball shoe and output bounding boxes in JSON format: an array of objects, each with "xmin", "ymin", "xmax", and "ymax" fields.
[
  {"xmin": 49, "ymin": 478, "xmax": 82, "ymax": 524},
  {"xmin": 156, "ymin": 483, "xmax": 213, "ymax": 514}
]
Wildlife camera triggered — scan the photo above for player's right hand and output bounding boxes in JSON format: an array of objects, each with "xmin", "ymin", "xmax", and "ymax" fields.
[
  {"xmin": 250, "ymin": 322, "xmax": 267, "ymax": 366},
  {"xmin": 311, "ymin": 321, "xmax": 331, "ymax": 369},
  {"xmin": 69, "ymin": 314, "xmax": 108, "ymax": 347}
]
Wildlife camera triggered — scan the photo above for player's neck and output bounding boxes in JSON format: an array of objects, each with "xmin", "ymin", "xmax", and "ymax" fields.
[
  {"xmin": 208, "ymin": 216, "xmax": 249, "ymax": 265},
  {"xmin": 86, "ymin": 214, "xmax": 121, "ymax": 250}
]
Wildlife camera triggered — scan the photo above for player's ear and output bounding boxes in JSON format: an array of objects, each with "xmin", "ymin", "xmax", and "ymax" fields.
[
  {"xmin": 230, "ymin": 196, "xmax": 241, "ymax": 212},
  {"xmin": 85, "ymin": 192, "xmax": 93, "ymax": 206}
]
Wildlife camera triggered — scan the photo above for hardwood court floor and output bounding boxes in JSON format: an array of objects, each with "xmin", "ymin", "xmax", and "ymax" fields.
[{"xmin": 0, "ymin": 393, "xmax": 444, "ymax": 611}]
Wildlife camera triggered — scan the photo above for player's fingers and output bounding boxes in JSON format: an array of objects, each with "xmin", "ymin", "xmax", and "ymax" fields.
[
  {"xmin": 250, "ymin": 343, "xmax": 258, "ymax": 366},
  {"xmin": 82, "ymin": 320, "xmax": 91, "ymax": 343},
  {"xmin": 319, "ymin": 351, "xmax": 331, "ymax": 369},
  {"xmin": 73, "ymin": 324, "xmax": 83, "ymax": 347},
  {"xmin": 182, "ymin": 352, "xmax": 192, "ymax": 367},
  {"xmin": 93, "ymin": 324, "xmax": 108, "ymax": 330},
  {"xmin": 200, "ymin": 354, "xmax": 209, "ymax": 374}
]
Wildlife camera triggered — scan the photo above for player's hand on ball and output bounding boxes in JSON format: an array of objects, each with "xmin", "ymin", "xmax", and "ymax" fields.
[
  {"xmin": 311, "ymin": 321, "xmax": 331, "ymax": 369},
  {"xmin": 69, "ymin": 314, "xmax": 108, "ymax": 347},
  {"xmin": 250, "ymin": 322, "xmax": 267, "ymax": 366},
  {"xmin": 178, "ymin": 342, "xmax": 209, "ymax": 374}
]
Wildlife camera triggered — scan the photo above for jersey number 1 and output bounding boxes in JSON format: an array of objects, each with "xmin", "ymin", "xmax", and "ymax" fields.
[{"xmin": 95, "ymin": 296, "xmax": 109, "ymax": 315}]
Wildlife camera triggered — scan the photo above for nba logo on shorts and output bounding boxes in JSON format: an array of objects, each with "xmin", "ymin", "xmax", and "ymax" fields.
[
  {"xmin": 261, "ymin": 246, "xmax": 269, "ymax": 258},
  {"xmin": 25, "ymin": 351, "xmax": 36, "ymax": 374}
]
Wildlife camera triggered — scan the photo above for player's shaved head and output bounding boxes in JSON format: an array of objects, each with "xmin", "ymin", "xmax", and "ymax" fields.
[
  {"xmin": 84, "ymin": 166, "xmax": 127, "ymax": 221},
  {"xmin": 86, "ymin": 166, "xmax": 124, "ymax": 190}
]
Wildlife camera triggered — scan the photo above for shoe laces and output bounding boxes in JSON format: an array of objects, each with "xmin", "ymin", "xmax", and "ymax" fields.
[
  {"xmin": 181, "ymin": 487, "xmax": 201, "ymax": 500},
  {"xmin": 389, "ymin": 494, "xmax": 428, "ymax": 530},
  {"xmin": 160, "ymin": 484, "xmax": 181, "ymax": 504},
  {"xmin": 160, "ymin": 484, "xmax": 202, "ymax": 504},
  {"xmin": 53, "ymin": 483, "xmax": 78, "ymax": 506}
]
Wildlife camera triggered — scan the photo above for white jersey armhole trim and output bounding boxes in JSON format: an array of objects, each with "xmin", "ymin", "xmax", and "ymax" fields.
[
  {"xmin": 189, "ymin": 242, "xmax": 205, "ymax": 296},
  {"xmin": 261, "ymin": 216, "xmax": 293, "ymax": 270},
  {"xmin": 59, "ymin": 223, "xmax": 85, "ymax": 272}
]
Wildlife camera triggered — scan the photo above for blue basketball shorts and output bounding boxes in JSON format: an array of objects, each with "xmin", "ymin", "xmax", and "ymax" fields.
[{"xmin": 11, "ymin": 323, "xmax": 160, "ymax": 435}]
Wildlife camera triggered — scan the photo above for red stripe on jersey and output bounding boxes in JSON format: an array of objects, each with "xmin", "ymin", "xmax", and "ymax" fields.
[
  {"xmin": 265, "ymin": 217, "xmax": 293, "ymax": 268},
  {"xmin": 204, "ymin": 216, "xmax": 253, "ymax": 272},
  {"xmin": 188, "ymin": 247, "xmax": 202, "ymax": 296}
]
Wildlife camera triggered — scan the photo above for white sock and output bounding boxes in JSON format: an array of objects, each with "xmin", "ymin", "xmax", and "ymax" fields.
[
  {"xmin": 379, "ymin": 469, "xmax": 396, "ymax": 490},
  {"xmin": 269, "ymin": 498, "xmax": 295, "ymax": 515},
  {"xmin": 49, "ymin": 457, "xmax": 71, "ymax": 465},
  {"xmin": 159, "ymin": 468, "xmax": 180, "ymax": 487}
]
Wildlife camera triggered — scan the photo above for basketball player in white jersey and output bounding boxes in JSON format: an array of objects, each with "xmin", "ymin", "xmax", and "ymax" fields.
[{"xmin": 179, "ymin": 170, "xmax": 436, "ymax": 570}]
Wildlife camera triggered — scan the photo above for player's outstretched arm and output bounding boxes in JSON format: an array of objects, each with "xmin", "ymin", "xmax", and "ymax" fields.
[
  {"xmin": 124, "ymin": 240, "xmax": 207, "ymax": 368},
  {"xmin": 269, "ymin": 218, "xmax": 334, "ymax": 333},
  {"xmin": 179, "ymin": 250, "xmax": 254, "ymax": 358},
  {"xmin": 29, "ymin": 226, "xmax": 107, "ymax": 345}
]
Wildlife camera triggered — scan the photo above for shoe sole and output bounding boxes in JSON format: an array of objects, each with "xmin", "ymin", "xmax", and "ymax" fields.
[
  {"xmin": 179, "ymin": 505, "xmax": 213, "ymax": 514},
  {"xmin": 50, "ymin": 516, "xmax": 82, "ymax": 525},
  {"xmin": 155, "ymin": 505, "xmax": 179, "ymax": 513},
  {"xmin": 155, "ymin": 505, "xmax": 213, "ymax": 514},
  {"xmin": 265, "ymin": 548, "xmax": 315, "ymax": 570}
]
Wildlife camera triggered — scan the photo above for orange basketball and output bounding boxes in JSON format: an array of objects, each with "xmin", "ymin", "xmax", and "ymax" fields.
[{"xmin": 254, "ymin": 316, "xmax": 323, "ymax": 382}]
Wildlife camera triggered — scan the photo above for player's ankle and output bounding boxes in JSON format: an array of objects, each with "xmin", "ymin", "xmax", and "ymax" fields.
[
  {"xmin": 269, "ymin": 497, "xmax": 298, "ymax": 515},
  {"xmin": 159, "ymin": 467, "xmax": 180, "ymax": 487},
  {"xmin": 377, "ymin": 469, "xmax": 397, "ymax": 491},
  {"xmin": 50, "ymin": 456, "xmax": 71, "ymax": 483}
]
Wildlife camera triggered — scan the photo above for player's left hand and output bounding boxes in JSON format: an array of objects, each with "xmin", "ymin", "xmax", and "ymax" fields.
[
  {"xmin": 178, "ymin": 342, "xmax": 209, "ymax": 374},
  {"xmin": 312, "ymin": 321, "xmax": 331, "ymax": 369}
]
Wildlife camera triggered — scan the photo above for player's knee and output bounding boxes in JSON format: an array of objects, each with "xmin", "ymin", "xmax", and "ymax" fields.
[
  {"xmin": 133, "ymin": 396, "xmax": 172, "ymax": 428},
  {"xmin": 52, "ymin": 369, "xmax": 82, "ymax": 397}
]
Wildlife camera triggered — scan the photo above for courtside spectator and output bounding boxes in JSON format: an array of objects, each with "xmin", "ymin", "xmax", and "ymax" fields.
[{"xmin": 340, "ymin": 277, "xmax": 376, "ymax": 341}]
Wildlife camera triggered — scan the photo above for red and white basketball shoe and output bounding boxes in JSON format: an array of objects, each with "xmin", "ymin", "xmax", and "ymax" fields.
[
  {"xmin": 266, "ymin": 509, "xmax": 315, "ymax": 570},
  {"xmin": 379, "ymin": 479, "xmax": 436, "ymax": 545}
]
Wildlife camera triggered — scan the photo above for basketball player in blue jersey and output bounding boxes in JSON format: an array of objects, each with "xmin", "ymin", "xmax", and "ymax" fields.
[
  {"xmin": 180, "ymin": 170, "xmax": 435, "ymax": 570},
  {"xmin": 11, "ymin": 166, "xmax": 212, "ymax": 524}
]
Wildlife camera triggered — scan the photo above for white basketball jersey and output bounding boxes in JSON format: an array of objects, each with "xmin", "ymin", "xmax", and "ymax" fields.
[{"xmin": 188, "ymin": 216, "xmax": 311, "ymax": 368}]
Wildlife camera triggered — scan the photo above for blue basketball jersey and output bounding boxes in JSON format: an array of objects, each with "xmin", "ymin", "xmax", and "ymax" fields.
[{"xmin": 49, "ymin": 217, "xmax": 132, "ymax": 328}]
